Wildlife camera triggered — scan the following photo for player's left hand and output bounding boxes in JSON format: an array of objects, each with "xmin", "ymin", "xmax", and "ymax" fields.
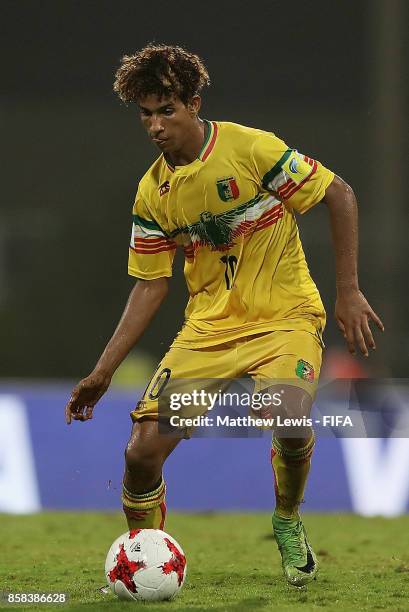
[{"xmin": 335, "ymin": 289, "xmax": 384, "ymax": 357}]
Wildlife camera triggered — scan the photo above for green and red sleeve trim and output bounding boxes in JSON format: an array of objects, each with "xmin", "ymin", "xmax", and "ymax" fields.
[
  {"xmin": 131, "ymin": 214, "xmax": 176, "ymax": 254},
  {"xmin": 277, "ymin": 156, "xmax": 317, "ymax": 200},
  {"xmin": 130, "ymin": 240, "xmax": 177, "ymax": 255}
]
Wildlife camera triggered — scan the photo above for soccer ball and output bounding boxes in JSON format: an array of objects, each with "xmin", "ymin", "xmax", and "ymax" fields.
[{"xmin": 105, "ymin": 528, "xmax": 187, "ymax": 601}]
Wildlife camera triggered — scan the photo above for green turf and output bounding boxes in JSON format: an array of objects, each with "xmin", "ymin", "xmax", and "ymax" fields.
[{"xmin": 1, "ymin": 512, "xmax": 409, "ymax": 611}]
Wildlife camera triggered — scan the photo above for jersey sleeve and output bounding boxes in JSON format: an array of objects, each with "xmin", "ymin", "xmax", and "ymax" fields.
[
  {"xmin": 251, "ymin": 131, "xmax": 334, "ymax": 214},
  {"xmin": 128, "ymin": 189, "xmax": 176, "ymax": 279}
]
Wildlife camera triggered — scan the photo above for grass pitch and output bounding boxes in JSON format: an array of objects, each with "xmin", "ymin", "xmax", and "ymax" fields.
[{"xmin": 1, "ymin": 512, "xmax": 409, "ymax": 611}]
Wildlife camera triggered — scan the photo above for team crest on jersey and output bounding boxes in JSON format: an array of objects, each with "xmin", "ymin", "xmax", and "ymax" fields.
[
  {"xmin": 159, "ymin": 180, "xmax": 170, "ymax": 197},
  {"xmin": 295, "ymin": 359, "xmax": 315, "ymax": 383},
  {"xmin": 216, "ymin": 176, "xmax": 239, "ymax": 202}
]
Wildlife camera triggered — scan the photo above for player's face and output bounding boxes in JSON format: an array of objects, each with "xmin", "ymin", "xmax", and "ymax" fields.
[{"xmin": 137, "ymin": 94, "xmax": 200, "ymax": 155}]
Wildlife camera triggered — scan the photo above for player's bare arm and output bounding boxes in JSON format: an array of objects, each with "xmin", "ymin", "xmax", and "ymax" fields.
[
  {"xmin": 65, "ymin": 277, "xmax": 168, "ymax": 424},
  {"xmin": 324, "ymin": 176, "xmax": 384, "ymax": 356}
]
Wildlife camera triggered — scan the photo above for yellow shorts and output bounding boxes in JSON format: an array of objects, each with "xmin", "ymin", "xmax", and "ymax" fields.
[{"xmin": 130, "ymin": 329, "xmax": 323, "ymax": 424}]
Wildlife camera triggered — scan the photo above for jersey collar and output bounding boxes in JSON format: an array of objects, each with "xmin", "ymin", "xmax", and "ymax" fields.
[
  {"xmin": 198, "ymin": 119, "xmax": 218, "ymax": 161},
  {"xmin": 165, "ymin": 119, "xmax": 218, "ymax": 172}
]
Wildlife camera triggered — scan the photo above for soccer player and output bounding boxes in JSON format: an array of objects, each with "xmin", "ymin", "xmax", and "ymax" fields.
[{"xmin": 65, "ymin": 44, "xmax": 384, "ymax": 587}]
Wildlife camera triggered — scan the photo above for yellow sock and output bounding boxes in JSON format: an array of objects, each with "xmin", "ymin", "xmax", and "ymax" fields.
[
  {"xmin": 271, "ymin": 435, "xmax": 315, "ymax": 519},
  {"xmin": 122, "ymin": 477, "xmax": 166, "ymax": 530}
]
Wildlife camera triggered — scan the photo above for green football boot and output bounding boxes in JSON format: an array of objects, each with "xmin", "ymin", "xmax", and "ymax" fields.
[{"xmin": 272, "ymin": 512, "xmax": 318, "ymax": 587}]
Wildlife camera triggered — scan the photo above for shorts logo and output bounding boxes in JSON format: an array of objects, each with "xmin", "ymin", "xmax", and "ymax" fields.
[
  {"xmin": 159, "ymin": 180, "xmax": 170, "ymax": 197},
  {"xmin": 216, "ymin": 176, "xmax": 239, "ymax": 202},
  {"xmin": 296, "ymin": 359, "xmax": 315, "ymax": 383}
]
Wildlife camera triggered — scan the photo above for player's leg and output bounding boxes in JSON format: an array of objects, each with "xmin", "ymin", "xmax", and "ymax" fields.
[
  {"xmin": 270, "ymin": 385, "xmax": 315, "ymax": 519},
  {"xmin": 122, "ymin": 341, "xmax": 236, "ymax": 530},
  {"xmin": 247, "ymin": 329, "xmax": 322, "ymax": 586},
  {"xmin": 269, "ymin": 385, "xmax": 318, "ymax": 586},
  {"xmin": 122, "ymin": 419, "xmax": 181, "ymax": 530}
]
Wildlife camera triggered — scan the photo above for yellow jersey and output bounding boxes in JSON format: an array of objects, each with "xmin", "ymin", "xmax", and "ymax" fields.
[{"xmin": 128, "ymin": 121, "xmax": 334, "ymax": 348}]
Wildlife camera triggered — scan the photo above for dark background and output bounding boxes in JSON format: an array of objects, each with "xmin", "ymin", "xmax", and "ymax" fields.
[{"xmin": 1, "ymin": 0, "xmax": 407, "ymax": 379}]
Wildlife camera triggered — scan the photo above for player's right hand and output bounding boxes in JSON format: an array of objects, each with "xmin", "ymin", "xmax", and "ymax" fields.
[{"xmin": 65, "ymin": 370, "xmax": 112, "ymax": 424}]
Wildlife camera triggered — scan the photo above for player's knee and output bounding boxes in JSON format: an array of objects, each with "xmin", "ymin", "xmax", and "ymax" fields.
[
  {"xmin": 124, "ymin": 443, "xmax": 163, "ymax": 478},
  {"xmin": 279, "ymin": 385, "xmax": 312, "ymax": 419}
]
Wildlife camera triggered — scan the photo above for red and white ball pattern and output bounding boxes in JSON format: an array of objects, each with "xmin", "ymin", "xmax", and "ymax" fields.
[{"xmin": 105, "ymin": 529, "xmax": 187, "ymax": 601}]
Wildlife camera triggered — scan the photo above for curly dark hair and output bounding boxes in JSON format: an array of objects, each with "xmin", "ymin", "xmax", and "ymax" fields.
[{"xmin": 113, "ymin": 43, "xmax": 210, "ymax": 105}]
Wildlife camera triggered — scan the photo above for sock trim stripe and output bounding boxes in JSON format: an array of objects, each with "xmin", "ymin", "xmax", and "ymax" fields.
[
  {"xmin": 122, "ymin": 487, "xmax": 165, "ymax": 505},
  {"xmin": 272, "ymin": 435, "xmax": 315, "ymax": 460},
  {"xmin": 122, "ymin": 487, "xmax": 166, "ymax": 510},
  {"xmin": 122, "ymin": 478, "xmax": 165, "ymax": 501}
]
